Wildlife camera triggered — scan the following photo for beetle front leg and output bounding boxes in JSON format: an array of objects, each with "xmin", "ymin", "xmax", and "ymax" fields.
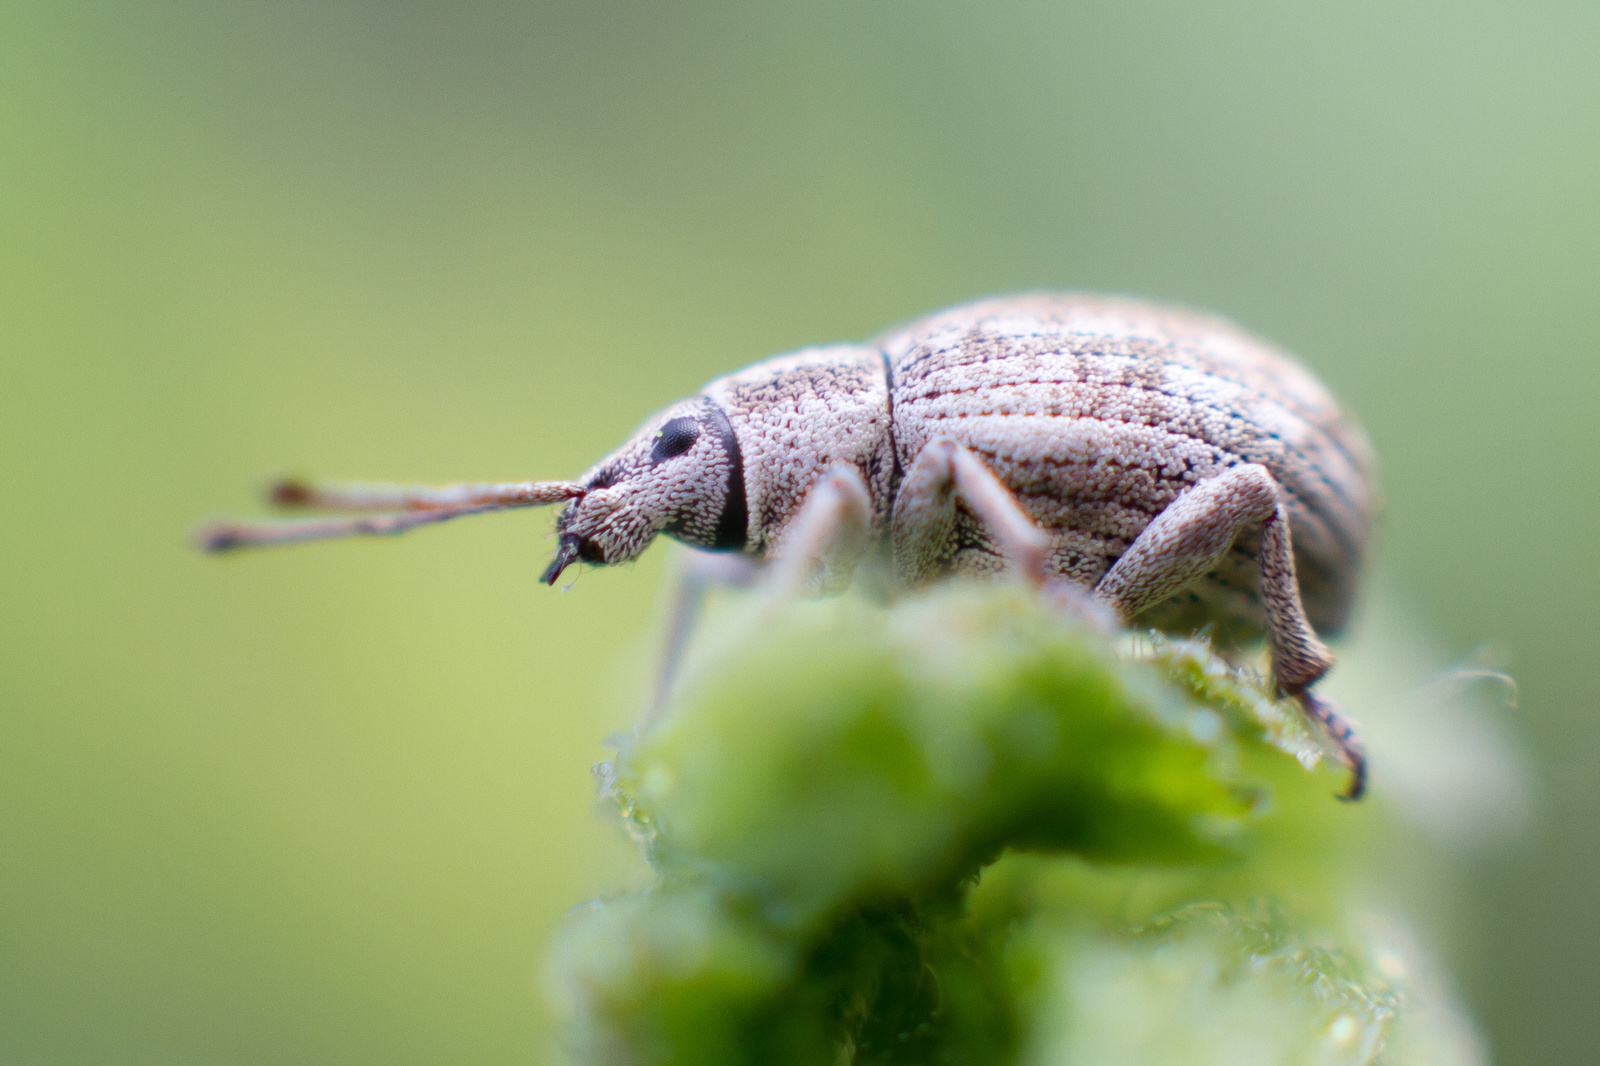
[
  {"xmin": 765, "ymin": 464, "xmax": 876, "ymax": 601},
  {"xmin": 645, "ymin": 550, "xmax": 765, "ymax": 727},
  {"xmin": 1093, "ymin": 463, "xmax": 1365, "ymax": 798},
  {"xmin": 647, "ymin": 466, "xmax": 873, "ymax": 726}
]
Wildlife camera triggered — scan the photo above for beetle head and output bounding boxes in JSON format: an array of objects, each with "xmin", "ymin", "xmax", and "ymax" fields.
[{"xmin": 542, "ymin": 397, "xmax": 746, "ymax": 584}]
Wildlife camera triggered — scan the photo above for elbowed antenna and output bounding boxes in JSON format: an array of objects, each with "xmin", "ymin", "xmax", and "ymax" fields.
[
  {"xmin": 197, "ymin": 478, "xmax": 585, "ymax": 553},
  {"xmin": 267, "ymin": 477, "xmax": 587, "ymax": 513}
]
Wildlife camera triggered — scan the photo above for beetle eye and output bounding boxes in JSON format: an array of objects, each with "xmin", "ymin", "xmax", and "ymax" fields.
[{"xmin": 650, "ymin": 417, "xmax": 700, "ymax": 463}]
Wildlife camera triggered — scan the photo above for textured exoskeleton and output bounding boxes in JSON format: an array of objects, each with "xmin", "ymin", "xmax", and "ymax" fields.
[{"xmin": 202, "ymin": 294, "xmax": 1377, "ymax": 796}]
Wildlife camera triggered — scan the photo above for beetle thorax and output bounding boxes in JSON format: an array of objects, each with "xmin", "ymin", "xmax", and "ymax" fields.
[
  {"xmin": 544, "ymin": 344, "xmax": 895, "ymax": 582},
  {"xmin": 703, "ymin": 344, "xmax": 895, "ymax": 554}
]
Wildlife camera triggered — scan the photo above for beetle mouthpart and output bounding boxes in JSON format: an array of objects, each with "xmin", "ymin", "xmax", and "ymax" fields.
[{"xmin": 541, "ymin": 535, "xmax": 584, "ymax": 585}]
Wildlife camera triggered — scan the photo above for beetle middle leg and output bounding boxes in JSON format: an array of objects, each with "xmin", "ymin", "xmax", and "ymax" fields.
[
  {"xmin": 1094, "ymin": 463, "xmax": 1365, "ymax": 798},
  {"xmin": 891, "ymin": 438, "xmax": 1116, "ymax": 630},
  {"xmin": 893, "ymin": 439, "xmax": 1052, "ymax": 583}
]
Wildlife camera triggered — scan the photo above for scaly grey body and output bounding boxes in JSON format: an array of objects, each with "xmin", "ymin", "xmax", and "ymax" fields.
[
  {"xmin": 200, "ymin": 293, "xmax": 1377, "ymax": 796},
  {"xmin": 614, "ymin": 294, "xmax": 1372, "ymax": 641},
  {"xmin": 885, "ymin": 295, "xmax": 1374, "ymax": 643}
]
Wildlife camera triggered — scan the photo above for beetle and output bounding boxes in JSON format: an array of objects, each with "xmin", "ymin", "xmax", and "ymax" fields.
[{"xmin": 202, "ymin": 293, "xmax": 1377, "ymax": 797}]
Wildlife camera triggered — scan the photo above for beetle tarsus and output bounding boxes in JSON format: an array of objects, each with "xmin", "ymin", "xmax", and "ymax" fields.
[{"xmin": 1294, "ymin": 688, "xmax": 1367, "ymax": 801}]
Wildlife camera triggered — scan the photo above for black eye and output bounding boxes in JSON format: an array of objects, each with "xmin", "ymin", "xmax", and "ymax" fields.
[{"xmin": 650, "ymin": 417, "xmax": 700, "ymax": 463}]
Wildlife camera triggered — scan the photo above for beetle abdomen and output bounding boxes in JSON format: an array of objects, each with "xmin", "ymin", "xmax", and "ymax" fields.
[{"xmin": 882, "ymin": 294, "xmax": 1376, "ymax": 638}]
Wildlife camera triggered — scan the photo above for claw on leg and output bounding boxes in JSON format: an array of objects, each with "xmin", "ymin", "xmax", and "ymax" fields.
[{"xmin": 1293, "ymin": 687, "xmax": 1367, "ymax": 801}]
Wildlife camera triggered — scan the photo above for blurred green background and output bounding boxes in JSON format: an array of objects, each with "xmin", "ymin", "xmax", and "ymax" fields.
[{"xmin": 1, "ymin": 2, "xmax": 1595, "ymax": 1063}]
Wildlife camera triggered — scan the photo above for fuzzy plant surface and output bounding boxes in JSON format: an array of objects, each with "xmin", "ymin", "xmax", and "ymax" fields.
[{"xmin": 544, "ymin": 582, "xmax": 1498, "ymax": 1066}]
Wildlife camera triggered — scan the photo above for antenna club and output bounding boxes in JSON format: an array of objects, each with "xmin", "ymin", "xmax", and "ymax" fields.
[
  {"xmin": 269, "ymin": 479, "xmax": 313, "ymax": 508},
  {"xmin": 196, "ymin": 524, "xmax": 244, "ymax": 553}
]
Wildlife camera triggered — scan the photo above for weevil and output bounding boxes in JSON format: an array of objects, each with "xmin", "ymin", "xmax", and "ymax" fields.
[{"xmin": 202, "ymin": 293, "xmax": 1377, "ymax": 797}]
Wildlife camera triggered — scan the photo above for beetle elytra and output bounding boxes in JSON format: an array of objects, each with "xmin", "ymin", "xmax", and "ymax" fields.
[{"xmin": 201, "ymin": 293, "xmax": 1377, "ymax": 797}]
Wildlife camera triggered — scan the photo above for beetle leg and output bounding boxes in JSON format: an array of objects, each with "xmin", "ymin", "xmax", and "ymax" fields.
[
  {"xmin": 1296, "ymin": 688, "xmax": 1368, "ymax": 802},
  {"xmin": 765, "ymin": 464, "xmax": 876, "ymax": 602},
  {"xmin": 1093, "ymin": 463, "xmax": 1364, "ymax": 797},
  {"xmin": 893, "ymin": 439, "xmax": 1050, "ymax": 585},
  {"xmin": 893, "ymin": 439, "xmax": 1117, "ymax": 629},
  {"xmin": 644, "ymin": 465, "xmax": 871, "ymax": 727},
  {"xmin": 1094, "ymin": 464, "xmax": 1331, "ymax": 687},
  {"xmin": 644, "ymin": 549, "xmax": 765, "ymax": 728}
]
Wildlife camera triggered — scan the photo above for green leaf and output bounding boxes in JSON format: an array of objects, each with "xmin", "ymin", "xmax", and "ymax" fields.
[{"xmin": 547, "ymin": 583, "xmax": 1487, "ymax": 1066}]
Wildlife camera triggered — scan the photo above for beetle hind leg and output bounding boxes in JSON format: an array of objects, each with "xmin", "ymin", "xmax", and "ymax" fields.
[
  {"xmin": 1296, "ymin": 688, "xmax": 1368, "ymax": 801},
  {"xmin": 1093, "ymin": 464, "xmax": 1334, "ymax": 688},
  {"xmin": 1093, "ymin": 462, "xmax": 1363, "ymax": 797},
  {"xmin": 891, "ymin": 444, "xmax": 1364, "ymax": 798}
]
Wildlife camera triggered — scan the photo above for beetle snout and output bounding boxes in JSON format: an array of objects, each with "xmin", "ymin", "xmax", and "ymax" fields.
[
  {"xmin": 542, "ymin": 534, "xmax": 582, "ymax": 585},
  {"xmin": 541, "ymin": 529, "xmax": 613, "ymax": 585}
]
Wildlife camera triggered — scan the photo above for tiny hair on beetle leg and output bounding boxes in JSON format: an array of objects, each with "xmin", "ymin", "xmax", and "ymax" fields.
[{"xmin": 199, "ymin": 293, "xmax": 1378, "ymax": 800}]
